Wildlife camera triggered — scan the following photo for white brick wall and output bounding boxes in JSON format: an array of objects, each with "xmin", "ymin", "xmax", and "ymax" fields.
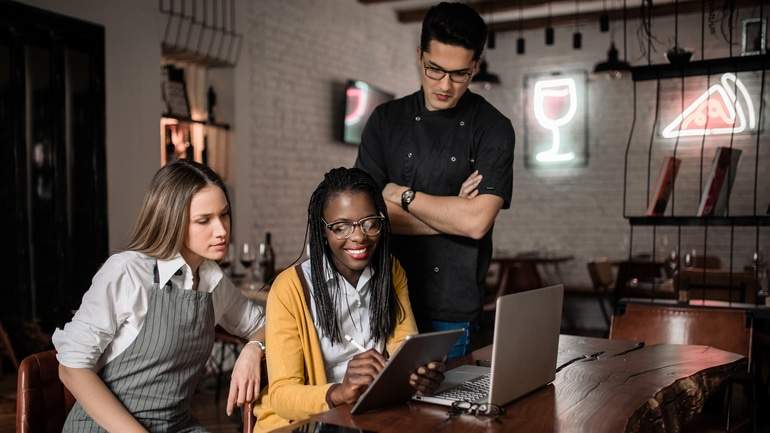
[
  {"xmin": 233, "ymin": 2, "xmax": 769, "ymax": 290},
  {"xmin": 232, "ymin": 0, "xmax": 420, "ymax": 267}
]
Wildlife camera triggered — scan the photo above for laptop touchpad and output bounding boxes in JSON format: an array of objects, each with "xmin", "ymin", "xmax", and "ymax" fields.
[{"xmin": 433, "ymin": 365, "xmax": 490, "ymax": 394}]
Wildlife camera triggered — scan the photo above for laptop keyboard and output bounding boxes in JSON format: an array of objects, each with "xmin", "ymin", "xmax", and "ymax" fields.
[{"xmin": 434, "ymin": 373, "xmax": 490, "ymax": 402}]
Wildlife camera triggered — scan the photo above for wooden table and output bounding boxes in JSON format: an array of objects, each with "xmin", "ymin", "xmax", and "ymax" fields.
[
  {"xmin": 273, "ymin": 335, "xmax": 745, "ymax": 433},
  {"xmin": 678, "ymin": 267, "xmax": 760, "ymax": 304},
  {"xmin": 240, "ymin": 287, "xmax": 269, "ymax": 305},
  {"xmin": 487, "ymin": 255, "xmax": 574, "ymax": 302}
]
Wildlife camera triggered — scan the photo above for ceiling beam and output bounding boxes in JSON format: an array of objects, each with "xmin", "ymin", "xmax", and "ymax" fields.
[
  {"xmin": 397, "ymin": 0, "xmax": 581, "ymax": 23},
  {"xmin": 358, "ymin": 0, "xmax": 411, "ymax": 4},
  {"xmin": 489, "ymin": 0, "xmax": 756, "ymax": 32}
]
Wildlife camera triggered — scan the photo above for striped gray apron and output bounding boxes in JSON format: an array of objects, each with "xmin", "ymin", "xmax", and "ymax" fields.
[{"xmin": 63, "ymin": 262, "xmax": 215, "ymax": 433}]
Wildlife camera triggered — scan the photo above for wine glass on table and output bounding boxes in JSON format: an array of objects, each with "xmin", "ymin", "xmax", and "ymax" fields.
[
  {"xmin": 219, "ymin": 244, "xmax": 234, "ymax": 277},
  {"xmin": 240, "ymin": 241, "xmax": 257, "ymax": 291}
]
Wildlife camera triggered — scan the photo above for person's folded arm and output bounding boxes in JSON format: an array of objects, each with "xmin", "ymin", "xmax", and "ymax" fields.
[
  {"xmin": 386, "ymin": 200, "xmax": 440, "ymax": 236},
  {"xmin": 384, "ymin": 184, "xmax": 503, "ymax": 240}
]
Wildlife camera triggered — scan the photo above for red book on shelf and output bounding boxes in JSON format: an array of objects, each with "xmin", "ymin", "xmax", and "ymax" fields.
[
  {"xmin": 645, "ymin": 157, "xmax": 682, "ymax": 216},
  {"xmin": 697, "ymin": 147, "xmax": 742, "ymax": 217}
]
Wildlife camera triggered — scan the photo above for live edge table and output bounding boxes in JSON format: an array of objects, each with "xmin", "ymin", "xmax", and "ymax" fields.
[{"xmin": 274, "ymin": 335, "xmax": 745, "ymax": 433}]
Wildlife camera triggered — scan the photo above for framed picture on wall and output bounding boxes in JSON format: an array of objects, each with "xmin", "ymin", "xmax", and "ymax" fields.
[
  {"xmin": 162, "ymin": 65, "xmax": 191, "ymax": 118},
  {"xmin": 742, "ymin": 18, "xmax": 766, "ymax": 56}
]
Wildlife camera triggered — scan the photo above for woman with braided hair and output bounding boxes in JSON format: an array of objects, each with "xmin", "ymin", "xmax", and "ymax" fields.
[{"xmin": 253, "ymin": 167, "xmax": 444, "ymax": 432}]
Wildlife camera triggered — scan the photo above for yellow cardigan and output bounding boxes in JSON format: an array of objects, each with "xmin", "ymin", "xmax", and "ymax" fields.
[{"xmin": 253, "ymin": 260, "xmax": 418, "ymax": 433}]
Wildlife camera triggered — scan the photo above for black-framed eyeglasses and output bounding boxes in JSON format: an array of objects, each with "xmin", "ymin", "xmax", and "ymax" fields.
[
  {"xmin": 448, "ymin": 400, "xmax": 506, "ymax": 420},
  {"xmin": 322, "ymin": 215, "xmax": 385, "ymax": 240},
  {"xmin": 422, "ymin": 63, "xmax": 474, "ymax": 84}
]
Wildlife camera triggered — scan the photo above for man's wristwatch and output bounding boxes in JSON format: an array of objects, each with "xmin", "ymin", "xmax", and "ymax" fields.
[{"xmin": 401, "ymin": 189, "xmax": 416, "ymax": 211}]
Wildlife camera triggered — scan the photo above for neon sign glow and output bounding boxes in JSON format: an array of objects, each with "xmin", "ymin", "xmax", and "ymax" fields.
[
  {"xmin": 661, "ymin": 73, "xmax": 756, "ymax": 139},
  {"xmin": 533, "ymin": 77, "xmax": 577, "ymax": 162},
  {"xmin": 344, "ymin": 81, "xmax": 369, "ymax": 125}
]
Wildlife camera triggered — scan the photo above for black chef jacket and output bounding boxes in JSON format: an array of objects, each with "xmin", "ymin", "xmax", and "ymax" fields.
[{"xmin": 355, "ymin": 89, "xmax": 515, "ymax": 323}]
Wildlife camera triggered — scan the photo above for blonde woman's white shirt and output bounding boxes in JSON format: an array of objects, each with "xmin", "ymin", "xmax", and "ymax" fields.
[{"xmin": 53, "ymin": 250, "xmax": 264, "ymax": 370}]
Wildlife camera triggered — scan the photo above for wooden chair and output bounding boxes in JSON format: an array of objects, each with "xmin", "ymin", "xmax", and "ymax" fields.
[
  {"xmin": 17, "ymin": 350, "xmax": 76, "ymax": 433},
  {"xmin": 243, "ymin": 401, "xmax": 256, "ymax": 433},
  {"xmin": 0, "ymin": 321, "xmax": 19, "ymax": 373},
  {"xmin": 483, "ymin": 260, "xmax": 543, "ymax": 312},
  {"xmin": 613, "ymin": 260, "xmax": 671, "ymax": 301},
  {"xmin": 610, "ymin": 302, "xmax": 754, "ymax": 432},
  {"xmin": 210, "ymin": 326, "xmax": 247, "ymax": 403},
  {"xmin": 587, "ymin": 260, "xmax": 615, "ymax": 326}
]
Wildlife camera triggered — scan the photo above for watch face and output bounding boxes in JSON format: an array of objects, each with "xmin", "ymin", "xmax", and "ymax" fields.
[{"xmin": 401, "ymin": 189, "xmax": 415, "ymax": 210}]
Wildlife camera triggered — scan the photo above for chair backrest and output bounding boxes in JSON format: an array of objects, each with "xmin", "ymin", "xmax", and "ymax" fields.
[
  {"xmin": 243, "ymin": 401, "xmax": 256, "ymax": 433},
  {"xmin": 17, "ymin": 350, "xmax": 75, "ymax": 433},
  {"xmin": 610, "ymin": 302, "xmax": 752, "ymax": 357},
  {"xmin": 690, "ymin": 255, "xmax": 722, "ymax": 270},
  {"xmin": 587, "ymin": 261, "xmax": 614, "ymax": 290}
]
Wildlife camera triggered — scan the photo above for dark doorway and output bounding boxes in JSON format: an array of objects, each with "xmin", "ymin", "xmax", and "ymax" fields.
[{"xmin": 0, "ymin": 1, "xmax": 107, "ymax": 333}]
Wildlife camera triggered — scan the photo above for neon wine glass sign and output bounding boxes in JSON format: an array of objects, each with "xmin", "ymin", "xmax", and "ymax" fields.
[
  {"xmin": 661, "ymin": 73, "xmax": 756, "ymax": 139},
  {"xmin": 533, "ymin": 77, "xmax": 577, "ymax": 162}
]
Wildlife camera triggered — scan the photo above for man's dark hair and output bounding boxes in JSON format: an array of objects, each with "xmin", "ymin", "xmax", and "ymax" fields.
[
  {"xmin": 420, "ymin": 2, "xmax": 488, "ymax": 60},
  {"xmin": 306, "ymin": 167, "xmax": 404, "ymax": 345}
]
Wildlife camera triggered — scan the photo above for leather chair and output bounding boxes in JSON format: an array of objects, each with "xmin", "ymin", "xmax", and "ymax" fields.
[
  {"xmin": 243, "ymin": 401, "xmax": 256, "ymax": 433},
  {"xmin": 610, "ymin": 302, "xmax": 752, "ymax": 356},
  {"xmin": 17, "ymin": 350, "xmax": 75, "ymax": 433}
]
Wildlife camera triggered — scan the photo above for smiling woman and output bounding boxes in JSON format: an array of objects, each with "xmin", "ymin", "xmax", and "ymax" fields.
[
  {"xmin": 253, "ymin": 168, "xmax": 445, "ymax": 432},
  {"xmin": 52, "ymin": 160, "xmax": 266, "ymax": 433}
]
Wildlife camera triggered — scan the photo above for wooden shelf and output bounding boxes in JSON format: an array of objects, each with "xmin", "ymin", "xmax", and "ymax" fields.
[
  {"xmin": 627, "ymin": 216, "xmax": 770, "ymax": 226},
  {"xmin": 161, "ymin": 114, "xmax": 230, "ymax": 130},
  {"xmin": 630, "ymin": 54, "xmax": 770, "ymax": 81}
]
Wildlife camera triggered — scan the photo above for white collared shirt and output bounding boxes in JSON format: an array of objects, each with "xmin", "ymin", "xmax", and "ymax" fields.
[
  {"xmin": 52, "ymin": 250, "xmax": 264, "ymax": 370},
  {"xmin": 300, "ymin": 259, "xmax": 384, "ymax": 383}
]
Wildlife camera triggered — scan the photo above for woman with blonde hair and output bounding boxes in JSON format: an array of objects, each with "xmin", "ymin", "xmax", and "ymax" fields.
[{"xmin": 54, "ymin": 160, "xmax": 265, "ymax": 433}]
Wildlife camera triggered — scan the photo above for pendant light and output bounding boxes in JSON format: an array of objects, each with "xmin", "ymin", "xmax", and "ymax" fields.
[
  {"xmin": 471, "ymin": 60, "xmax": 501, "ymax": 90},
  {"xmin": 487, "ymin": 6, "xmax": 496, "ymax": 49},
  {"xmin": 573, "ymin": 0, "xmax": 582, "ymax": 49},
  {"xmin": 593, "ymin": 0, "xmax": 631, "ymax": 79},
  {"xmin": 516, "ymin": 0, "xmax": 525, "ymax": 55},
  {"xmin": 545, "ymin": 2, "xmax": 554, "ymax": 46},
  {"xmin": 599, "ymin": 0, "xmax": 610, "ymax": 32}
]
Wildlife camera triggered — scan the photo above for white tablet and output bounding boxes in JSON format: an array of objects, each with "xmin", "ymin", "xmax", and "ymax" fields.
[{"xmin": 350, "ymin": 329, "xmax": 463, "ymax": 415}]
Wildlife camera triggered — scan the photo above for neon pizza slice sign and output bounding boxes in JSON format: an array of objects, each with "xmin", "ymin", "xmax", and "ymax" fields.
[{"xmin": 661, "ymin": 73, "xmax": 757, "ymax": 139}]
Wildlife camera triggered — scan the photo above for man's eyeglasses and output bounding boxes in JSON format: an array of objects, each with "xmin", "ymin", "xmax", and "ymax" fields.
[
  {"xmin": 322, "ymin": 215, "xmax": 385, "ymax": 240},
  {"xmin": 423, "ymin": 63, "xmax": 473, "ymax": 84}
]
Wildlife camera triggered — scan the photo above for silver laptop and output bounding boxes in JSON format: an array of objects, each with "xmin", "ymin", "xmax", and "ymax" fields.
[{"xmin": 412, "ymin": 284, "xmax": 564, "ymax": 407}]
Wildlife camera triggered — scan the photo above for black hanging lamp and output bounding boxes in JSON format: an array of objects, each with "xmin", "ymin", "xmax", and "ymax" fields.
[
  {"xmin": 545, "ymin": 2, "xmax": 554, "ymax": 46},
  {"xmin": 593, "ymin": 0, "xmax": 631, "ymax": 78},
  {"xmin": 471, "ymin": 59, "xmax": 501, "ymax": 90},
  {"xmin": 599, "ymin": 0, "xmax": 610, "ymax": 32},
  {"xmin": 572, "ymin": 0, "xmax": 582, "ymax": 49},
  {"xmin": 516, "ymin": 0, "xmax": 525, "ymax": 54},
  {"xmin": 487, "ymin": 6, "xmax": 496, "ymax": 49}
]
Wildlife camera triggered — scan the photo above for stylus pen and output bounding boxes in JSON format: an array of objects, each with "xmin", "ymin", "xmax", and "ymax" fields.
[{"xmin": 344, "ymin": 334, "xmax": 367, "ymax": 352}]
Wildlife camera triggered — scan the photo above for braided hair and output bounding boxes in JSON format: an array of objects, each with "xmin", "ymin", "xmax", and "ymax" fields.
[{"xmin": 307, "ymin": 167, "xmax": 404, "ymax": 345}]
